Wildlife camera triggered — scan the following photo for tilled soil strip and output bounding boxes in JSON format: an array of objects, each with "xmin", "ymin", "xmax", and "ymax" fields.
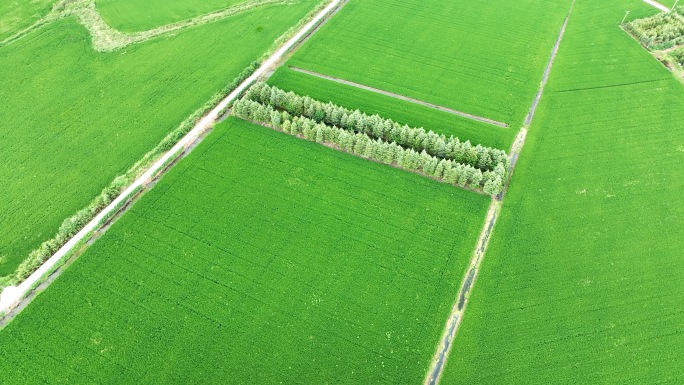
[
  {"xmin": 423, "ymin": 2, "xmax": 575, "ymax": 384},
  {"xmin": 289, "ymin": 66, "xmax": 510, "ymax": 128}
]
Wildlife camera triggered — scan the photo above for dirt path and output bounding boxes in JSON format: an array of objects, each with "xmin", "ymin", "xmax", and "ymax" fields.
[
  {"xmin": 289, "ymin": 67, "xmax": 510, "ymax": 128},
  {"xmin": 423, "ymin": 2, "xmax": 575, "ymax": 384},
  {"xmin": 0, "ymin": 0, "xmax": 294, "ymax": 51},
  {"xmin": 643, "ymin": 0, "xmax": 671, "ymax": 12},
  {"xmin": 0, "ymin": 0, "xmax": 343, "ymax": 316}
]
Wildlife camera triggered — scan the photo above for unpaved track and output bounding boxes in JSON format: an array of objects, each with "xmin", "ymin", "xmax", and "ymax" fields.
[
  {"xmin": 643, "ymin": 0, "xmax": 670, "ymax": 12},
  {"xmin": 289, "ymin": 67, "xmax": 510, "ymax": 128},
  {"xmin": 0, "ymin": 0, "xmax": 343, "ymax": 316},
  {"xmin": 423, "ymin": 2, "xmax": 575, "ymax": 384}
]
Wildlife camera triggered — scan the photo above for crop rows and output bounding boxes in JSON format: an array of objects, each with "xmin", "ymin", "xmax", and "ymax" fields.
[
  {"xmin": 440, "ymin": 0, "xmax": 684, "ymax": 383},
  {"xmin": 270, "ymin": 0, "xmax": 573, "ymax": 127},
  {"xmin": 0, "ymin": 119, "xmax": 491, "ymax": 384}
]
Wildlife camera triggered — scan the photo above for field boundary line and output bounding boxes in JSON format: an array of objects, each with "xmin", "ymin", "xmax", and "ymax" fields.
[
  {"xmin": 643, "ymin": 0, "xmax": 670, "ymax": 12},
  {"xmin": 423, "ymin": 2, "xmax": 575, "ymax": 383},
  {"xmin": 288, "ymin": 66, "xmax": 510, "ymax": 128},
  {"xmin": 0, "ymin": 0, "xmax": 343, "ymax": 315},
  {"xmin": 525, "ymin": 0, "xmax": 575, "ymax": 125}
]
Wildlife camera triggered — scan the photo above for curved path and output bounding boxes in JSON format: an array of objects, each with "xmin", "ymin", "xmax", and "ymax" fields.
[{"xmin": 0, "ymin": 0, "xmax": 343, "ymax": 315}]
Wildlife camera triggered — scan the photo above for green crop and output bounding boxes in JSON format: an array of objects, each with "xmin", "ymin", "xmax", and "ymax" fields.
[
  {"xmin": 441, "ymin": 0, "xmax": 684, "ymax": 383},
  {"xmin": 0, "ymin": 0, "xmax": 319, "ymax": 276},
  {"xmin": 271, "ymin": 0, "xmax": 572, "ymax": 127},
  {"xmin": 0, "ymin": 118, "xmax": 490, "ymax": 384}
]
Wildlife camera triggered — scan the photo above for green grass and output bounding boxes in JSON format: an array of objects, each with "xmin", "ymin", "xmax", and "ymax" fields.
[
  {"xmin": 271, "ymin": 0, "xmax": 573, "ymax": 127},
  {"xmin": 0, "ymin": 0, "xmax": 55, "ymax": 40},
  {"xmin": 95, "ymin": 0, "xmax": 244, "ymax": 32},
  {"xmin": 0, "ymin": 1, "xmax": 319, "ymax": 276},
  {"xmin": 268, "ymin": 65, "xmax": 516, "ymax": 150},
  {"xmin": 441, "ymin": 0, "xmax": 684, "ymax": 383},
  {"xmin": 0, "ymin": 118, "xmax": 490, "ymax": 384}
]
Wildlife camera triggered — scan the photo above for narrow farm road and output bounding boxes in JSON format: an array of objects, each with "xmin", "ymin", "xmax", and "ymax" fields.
[
  {"xmin": 289, "ymin": 67, "xmax": 510, "ymax": 128},
  {"xmin": 643, "ymin": 0, "xmax": 670, "ymax": 12},
  {"xmin": 423, "ymin": 2, "xmax": 575, "ymax": 384},
  {"xmin": 0, "ymin": 0, "xmax": 344, "ymax": 316}
]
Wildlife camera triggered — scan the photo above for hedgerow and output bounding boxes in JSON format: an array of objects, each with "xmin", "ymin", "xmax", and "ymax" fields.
[
  {"xmin": 233, "ymin": 98, "xmax": 506, "ymax": 196},
  {"xmin": 244, "ymin": 82, "xmax": 510, "ymax": 173},
  {"xmin": 625, "ymin": 7, "xmax": 684, "ymax": 49}
]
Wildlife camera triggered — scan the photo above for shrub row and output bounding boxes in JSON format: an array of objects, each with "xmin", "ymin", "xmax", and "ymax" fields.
[
  {"xmin": 244, "ymin": 82, "xmax": 509, "ymax": 172},
  {"xmin": 233, "ymin": 98, "xmax": 506, "ymax": 196}
]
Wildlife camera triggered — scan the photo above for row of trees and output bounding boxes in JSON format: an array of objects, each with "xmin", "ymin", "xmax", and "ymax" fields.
[
  {"xmin": 233, "ymin": 98, "xmax": 505, "ymax": 196},
  {"xmin": 245, "ymin": 82, "xmax": 509, "ymax": 173}
]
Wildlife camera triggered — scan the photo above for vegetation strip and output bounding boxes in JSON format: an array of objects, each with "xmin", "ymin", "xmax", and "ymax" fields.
[
  {"xmin": 289, "ymin": 66, "xmax": 510, "ymax": 128},
  {"xmin": 0, "ymin": 0, "xmax": 343, "ymax": 315},
  {"xmin": 233, "ymin": 101, "xmax": 504, "ymax": 195},
  {"xmin": 423, "ymin": 2, "xmax": 576, "ymax": 383}
]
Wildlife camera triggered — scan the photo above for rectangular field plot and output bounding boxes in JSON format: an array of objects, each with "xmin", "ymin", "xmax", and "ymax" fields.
[
  {"xmin": 0, "ymin": 0, "xmax": 318, "ymax": 277},
  {"xmin": 0, "ymin": 119, "xmax": 491, "ymax": 384},
  {"xmin": 440, "ymin": 1, "xmax": 684, "ymax": 383},
  {"xmin": 272, "ymin": 0, "xmax": 573, "ymax": 128}
]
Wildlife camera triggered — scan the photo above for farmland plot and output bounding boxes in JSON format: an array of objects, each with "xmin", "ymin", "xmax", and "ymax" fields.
[
  {"xmin": 440, "ymin": 0, "xmax": 684, "ymax": 383},
  {"xmin": 0, "ymin": 0, "xmax": 319, "ymax": 276},
  {"xmin": 0, "ymin": 119, "xmax": 490, "ymax": 384},
  {"xmin": 270, "ymin": 0, "xmax": 573, "ymax": 129}
]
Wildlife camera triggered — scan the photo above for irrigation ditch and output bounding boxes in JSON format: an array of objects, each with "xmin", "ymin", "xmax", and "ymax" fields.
[
  {"xmin": 0, "ymin": 0, "xmax": 346, "ymax": 322},
  {"xmin": 423, "ymin": 1, "xmax": 576, "ymax": 383}
]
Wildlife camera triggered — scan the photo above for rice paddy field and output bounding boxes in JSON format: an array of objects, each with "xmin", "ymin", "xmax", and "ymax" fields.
[
  {"xmin": 270, "ymin": 0, "xmax": 573, "ymax": 131},
  {"xmin": 0, "ymin": 118, "xmax": 490, "ymax": 384},
  {"xmin": 3, "ymin": 0, "xmax": 684, "ymax": 383},
  {"xmin": 441, "ymin": 0, "xmax": 684, "ymax": 383},
  {"xmin": 0, "ymin": 0, "xmax": 319, "ymax": 276},
  {"xmin": 95, "ymin": 0, "xmax": 245, "ymax": 32}
]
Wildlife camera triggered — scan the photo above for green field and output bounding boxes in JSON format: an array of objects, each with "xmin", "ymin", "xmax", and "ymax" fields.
[
  {"xmin": 268, "ymin": 67, "xmax": 515, "ymax": 150},
  {"xmin": 0, "ymin": 0, "xmax": 319, "ymax": 276},
  {"xmin": 270, "ymin": 0, "xmax": 572, "ymax": 129},
  {"xmin": 0, "ymin": 0, "xmax": 54, "ymax": 40},
  {"xmin": 441, "ymin": 0, "xmax": 684, "ymax": 383},
  {"xmin": 0, "ymin": 118, "xmax": 490, "ymax": 384},
  {"xmin": 95, "ymin": 0, "xmax": 245, "ymax": 32}
]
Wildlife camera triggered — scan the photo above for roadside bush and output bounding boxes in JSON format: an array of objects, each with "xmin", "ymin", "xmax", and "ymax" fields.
[{"xmin": 244, "ymin": 82, "xmax": 510, "ymax": 173}]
